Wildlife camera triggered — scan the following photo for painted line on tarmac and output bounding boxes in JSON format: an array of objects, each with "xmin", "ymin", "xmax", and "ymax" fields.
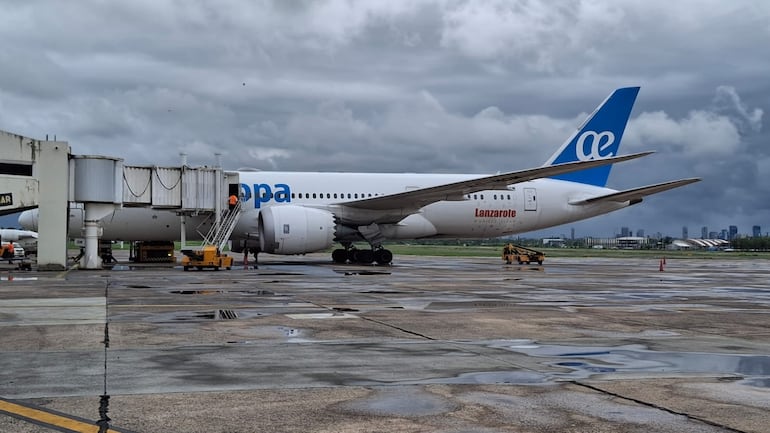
[{"xmin": 0, "ymin": 397, "xmax": 128, "ymax": 433}]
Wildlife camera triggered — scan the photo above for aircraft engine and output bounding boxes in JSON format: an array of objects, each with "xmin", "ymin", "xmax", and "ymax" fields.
[{"xmin": 258, "ymin": 205, "xmax": 336, "ymax": 254}]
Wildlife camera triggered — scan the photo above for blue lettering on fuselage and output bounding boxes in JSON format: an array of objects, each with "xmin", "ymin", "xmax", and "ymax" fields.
[{"xmin": 240, "ymin": 183, "xmax": 292, "ymax": 208}]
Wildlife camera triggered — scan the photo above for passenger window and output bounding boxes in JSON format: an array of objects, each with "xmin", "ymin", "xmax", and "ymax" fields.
[{"xmin": 312, "ymin": 193, "xmax": 317, "ymax": 199}]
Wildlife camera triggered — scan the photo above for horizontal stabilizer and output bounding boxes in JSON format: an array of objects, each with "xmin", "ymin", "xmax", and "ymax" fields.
[{"xmin": 569, "ymin": 178, "xmax": 701, "ymax": 206}]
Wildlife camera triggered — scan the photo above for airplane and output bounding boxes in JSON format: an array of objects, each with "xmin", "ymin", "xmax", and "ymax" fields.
[
  {"xmin": 19, "ymin": 87, "xmax": 699, "ymax": 264},
  {"xmin": 0, "ymin": 228, "xmax": 38, "ymax": 242}
]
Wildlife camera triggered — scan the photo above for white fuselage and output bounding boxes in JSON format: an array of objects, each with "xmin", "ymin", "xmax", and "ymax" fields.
[{"xmin": 55, "ymin": 171, "xmax": 628, "ymax": 244}]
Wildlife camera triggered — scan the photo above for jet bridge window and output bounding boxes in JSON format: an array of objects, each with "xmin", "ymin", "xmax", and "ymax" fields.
[
  {"xmin": 283, "ymin": 224, "xmax": 290, "ymax": 234},
  {"xmin": 0, "ymin": 162, "xmax": 33, "ymax": 176}
]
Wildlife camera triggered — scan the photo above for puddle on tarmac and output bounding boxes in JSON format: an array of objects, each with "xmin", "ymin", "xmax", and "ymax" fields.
[
  {"xmin": 170, "ymin": 289, "xmax": 274, "ymax": 295},
  {"xmin": 339, "ymin": 270, "xmax": 392, "ymax": 276},
  {"xmin": 339, "ymin": 387, "xmax": 455, "ymax": 417},
  {"xmin": 490, "ymin": 340, "xmax": 770, "ymax": 386},
  {"xmin": 739, "ymin": 377, "xmax": 770, "ymax": 388},
  {"xmin": 107, "ymin": 265, "xmax": 148, "ymax": 271},
  {"xmin": 422, "ymin": 371, "xmax": 549, "ymax": 385}
]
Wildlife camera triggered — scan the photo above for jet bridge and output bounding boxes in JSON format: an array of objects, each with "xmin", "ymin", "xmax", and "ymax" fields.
[{"xmin": 0, "ymin": 128, "xmax": 239, "ymax": 270}]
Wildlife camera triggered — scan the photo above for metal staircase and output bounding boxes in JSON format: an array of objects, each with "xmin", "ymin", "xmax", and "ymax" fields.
[{"xmin": 201, "ymin": 200, "xmax": 242, "ymax": 250}]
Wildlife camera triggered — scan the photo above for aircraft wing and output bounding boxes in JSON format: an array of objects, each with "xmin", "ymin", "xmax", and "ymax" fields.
[
  {"xmin": 568, "ymin": 178, "xmax": 701, "ymax": 206},
  {"xmin": 342, "ymin": 151, "xmax": 654, "ymax": 211}
]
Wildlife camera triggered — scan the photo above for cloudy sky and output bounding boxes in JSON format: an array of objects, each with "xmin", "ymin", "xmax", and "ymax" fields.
[{"xmin": 1, "ymin": 0, "xmax": 768, "ymax": 238}]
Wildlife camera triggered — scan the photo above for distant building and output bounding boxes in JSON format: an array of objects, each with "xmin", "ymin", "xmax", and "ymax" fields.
[
  {"xmin": 542, "ymin": 238, "xmax": 566, "ymax": 247},
  {"xmin": 729, "ymin": 225, "xmax": 738, "ymax": 240},
  {"xmin": 620, "ymin": 227, "xmax": 630, "ymax": 237},
  {"xmin": 586, "ymin": 237, "xmax": 649, "ymax": 249},
  {"xmin": 709, "ymin": 231, "xmax": 719, "ymax": 239},
  {"xmin": 701, "ymin": 226, "xmax": 708, "ymax": 239},
  {"xmin": 753, "ymin": 225, "xmax": 761, "ymax": 237},
  {"xmin": 682, "ymin": 226, "xmax": 688, "ymax": 239},
  {"xmin": 636, "ymin": 229, "xmax": 644, "ymax": 237},
  {"xmin": 671, "ymin": 239, "xmax": 730, "ymax": 250},
  {"xmin": 570, "ymin": 227, "xmax": 575, "ymax": 240},
  {"xmin": 720, "ymin": 229, "xmax": 728, "ymax": 240}
]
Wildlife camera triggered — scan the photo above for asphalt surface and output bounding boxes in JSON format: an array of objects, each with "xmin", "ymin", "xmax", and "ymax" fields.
[{"xmin": 0, "ymin": 251, "xmax": 768, "ymax": 432}]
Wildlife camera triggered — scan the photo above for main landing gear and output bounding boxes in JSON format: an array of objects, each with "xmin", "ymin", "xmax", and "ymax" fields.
[{"xmin": 332, "ymin": 245, "xmax": 392, "ymax": 265}]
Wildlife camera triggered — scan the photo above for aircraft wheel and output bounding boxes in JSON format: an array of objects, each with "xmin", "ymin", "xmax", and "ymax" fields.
[
  {"xmin": 346, "ymin": 248, "xmax": 358, "ymax": 263},
  {"xmin": 332, "ymin": 249, "xmax": 348, "ymax": 263},
  {"xmin": 354, "ymin": 249, "xmax": 374, "ymax": 264},
  {"xmin": 374, "ymin": 249, "xmax": 392, "ymax": 265}
]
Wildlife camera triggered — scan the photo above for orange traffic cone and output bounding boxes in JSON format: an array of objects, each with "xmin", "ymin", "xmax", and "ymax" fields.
[{"xmin": 659, "ymin": 259, "xmax": 664, "ymax": 272}]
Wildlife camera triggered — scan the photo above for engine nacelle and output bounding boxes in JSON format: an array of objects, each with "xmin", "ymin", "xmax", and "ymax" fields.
[{"xmin": 258, "ymin": 205, "xmax": 336, "ymax": 254}]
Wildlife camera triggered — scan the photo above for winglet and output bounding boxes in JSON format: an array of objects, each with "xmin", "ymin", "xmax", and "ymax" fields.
[{"xmin": 545, "ymin": 87, "xmax": 640, "ymax": 187}]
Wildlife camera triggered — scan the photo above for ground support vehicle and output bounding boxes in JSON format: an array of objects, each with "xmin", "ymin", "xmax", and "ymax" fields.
[
  {"xmin": 181, "ymin": 245, "xmax": 233, "ymax": 271},
  {"xmin": 502, "ymin": 243, "xmax": 545, "ymax": 265}
]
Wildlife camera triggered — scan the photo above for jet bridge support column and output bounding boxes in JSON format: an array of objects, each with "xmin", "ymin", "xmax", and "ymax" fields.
[
  {"xmin": 71, "ymin": 156, "xmax": 123, "ymax": 269},
  {"xmin": 35, "ymin": 141, "xmax": 71, "ymax": 271}
]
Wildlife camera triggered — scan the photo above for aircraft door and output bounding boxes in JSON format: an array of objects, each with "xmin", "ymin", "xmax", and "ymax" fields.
[{"xmin": 524, "ymin": 188, "xmax": 537, "ymax": 211}]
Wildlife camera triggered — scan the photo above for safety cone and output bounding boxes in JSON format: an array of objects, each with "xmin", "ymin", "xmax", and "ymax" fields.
[
  {"xmin": 659, "ymin": 259, "xmax": 664, "ymax": 272},
  {"xmin": 663, "ymin": 257, "xmax": 667, "ymax": 265}
]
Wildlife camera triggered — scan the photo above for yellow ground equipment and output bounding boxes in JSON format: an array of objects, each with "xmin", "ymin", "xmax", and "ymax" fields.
[
  {"xmin": 502, "ymin": 243, "xmax": 545, "ymax": 265},
  {"xmin": 131, "ymin": 241, "xmax": 176, "ymax": 263},
  {"xmin": 181, "ymin": 245, "xmax": 233, "ymax": 271}
]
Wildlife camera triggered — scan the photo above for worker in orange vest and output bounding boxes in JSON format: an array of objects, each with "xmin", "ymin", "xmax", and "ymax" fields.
[
  {"xmin": 1, "ymin": 241, "xmax": 13, "ymax": 259},
  {"xmin": 228, "ymin": 194, "xmax": 238, "ymax": 210}
]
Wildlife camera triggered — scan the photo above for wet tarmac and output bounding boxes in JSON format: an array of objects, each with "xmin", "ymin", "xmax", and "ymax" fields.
[{"xmin": 0, "ymin": 252, "xmax": 768, "ymax": 432}]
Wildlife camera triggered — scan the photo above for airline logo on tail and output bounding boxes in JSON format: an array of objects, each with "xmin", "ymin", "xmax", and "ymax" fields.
[
  {"xmin": 575, "ymin": 130, "xmax": 615, "ymax": 161},
  {"xmin": 546, "ymin": 86, "xmax": 640, "ymax": 187}
]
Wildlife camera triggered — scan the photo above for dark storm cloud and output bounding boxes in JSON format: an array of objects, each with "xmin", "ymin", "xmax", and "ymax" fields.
[{"xmin": 1, "ymin": 0, "xmax": 768, "ymax": 236}]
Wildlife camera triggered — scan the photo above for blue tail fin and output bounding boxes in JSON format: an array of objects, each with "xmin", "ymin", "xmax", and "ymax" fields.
[{"xmin": 545, "ymin": 87, "xmax": 640, "ymax": 187}]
